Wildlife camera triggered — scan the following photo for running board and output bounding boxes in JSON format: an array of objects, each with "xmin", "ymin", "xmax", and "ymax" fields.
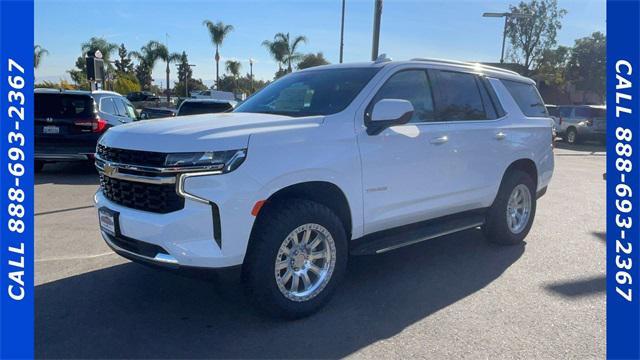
[{"xmin": 350, "ymin": 212, "xmax": 486, "ymax": 255}]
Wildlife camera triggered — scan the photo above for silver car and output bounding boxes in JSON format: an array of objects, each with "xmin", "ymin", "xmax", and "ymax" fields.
[{"xmin": 555, "ymin": 105, "xmax": 606, "ymax": 144}]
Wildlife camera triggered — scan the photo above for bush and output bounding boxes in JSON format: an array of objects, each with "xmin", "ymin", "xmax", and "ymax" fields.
[{"xmin": 113, "ymin": 73, "xmax": 141, "ymax": 95}]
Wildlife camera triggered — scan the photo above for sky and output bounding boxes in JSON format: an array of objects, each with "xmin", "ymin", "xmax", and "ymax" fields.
[{"xmin": 35, "ymin": 0, "xmax": 605, "ymax": 87}]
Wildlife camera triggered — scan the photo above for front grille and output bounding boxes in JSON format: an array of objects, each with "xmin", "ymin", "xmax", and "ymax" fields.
[
  {"xmin": 97, "ymin": 144, "xmax": 167, "ymax": 167},
  {"xmin": 100, "ymin": 175, "xmax": 184, "ymax": 213}
]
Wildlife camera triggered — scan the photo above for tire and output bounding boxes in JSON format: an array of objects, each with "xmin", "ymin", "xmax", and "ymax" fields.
[
  {"xmin": 242, "ymin": 199, "xmax": 348, "ymax": 319},
  {"xmin": 566, "ymin": 128, "xmax": 579, "ymax": 145},
  {"xmin": 484, "ymin": 170, "xmax": 536, "ymax": 245},
  {"xmin": 34, "ymin": 160, "xmax": 45, "ymax": 173}
]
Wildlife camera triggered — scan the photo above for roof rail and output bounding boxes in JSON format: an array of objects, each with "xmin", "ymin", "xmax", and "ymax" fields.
[{"xmin": 410, "ymin": 58, "xmax": 521, "ymax": 76}]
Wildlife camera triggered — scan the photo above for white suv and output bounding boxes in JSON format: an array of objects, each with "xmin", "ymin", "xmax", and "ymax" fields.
[{"xmin": 95, "ymin": 58, "xmax": 554, "ymax": 318}]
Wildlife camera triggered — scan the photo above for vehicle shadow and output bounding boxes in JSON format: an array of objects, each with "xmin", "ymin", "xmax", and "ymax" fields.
[
  {"xmin": 554, "ymin": 140, "xmax": 605, "ymax": 155},
  {"xmin": 36, "ymin": 229, "xmax": 524, "ymax": 359},
  {"xmin": 35, "ymin": 162, "xmax": 99, "ymax": 186}
]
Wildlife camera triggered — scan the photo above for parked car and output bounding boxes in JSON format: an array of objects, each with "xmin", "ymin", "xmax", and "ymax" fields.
[
  {"xmin": 190, "ymin": 89, "xmax": 235, "ymax": 101},
  {"xmin": 555, "ymin": 105, "xmax": 606, "ymax": 144},
  {"xmin": 95, "ymin": 58, "xmax": 554, "ymax": 318},
  {"xmin": 177, "ymin": 99, "xmax": 236, "ymax": 116},
  {"xmin": 35, "ymin": 89, "xmax": 138, "ymax": 172},
  {"xmin": 139, "ymin": 107, "xmax": 177, "ymax": 120},
  {"xmin": 126, "ymin": 91, "xmax": 160, "ymax": 102}
]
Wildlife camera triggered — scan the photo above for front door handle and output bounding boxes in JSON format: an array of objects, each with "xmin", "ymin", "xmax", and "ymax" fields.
[
  {"xmin": 429, "ymin": 135, "xmax": 449, "ymax": 145},
  {"xmin": 495, "ymin": 132, "xmax": 507, "ymax": 140}
]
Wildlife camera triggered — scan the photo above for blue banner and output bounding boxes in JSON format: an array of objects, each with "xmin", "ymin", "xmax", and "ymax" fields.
[
  {"xmin": 0, "ymin": 0, "xmax": 34, "ymax": 358},
  {"xmin": 607, "ymin": 0, "xmax": 640, "ymax": 359}
]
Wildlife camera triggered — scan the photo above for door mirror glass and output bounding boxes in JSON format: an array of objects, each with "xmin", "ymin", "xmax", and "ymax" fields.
[{"xmin": 367, "ymin": 99, "xmax": 414, "ymax": 135}]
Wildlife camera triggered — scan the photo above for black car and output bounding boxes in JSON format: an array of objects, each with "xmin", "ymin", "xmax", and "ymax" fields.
[
  {"xmin": 176, "ymin": 99, "xmax": 236, "ymax": 116},
  {"xmin": 35, "ymin": 89, "xmax": 138, "ymax": 172},
  {"xmin": 126, "ymin": 91, "xmax": 160, "ymax": 102},
  {"xmin": 139, "ymin": 107, "xmax": 177, "ymax": 120}
]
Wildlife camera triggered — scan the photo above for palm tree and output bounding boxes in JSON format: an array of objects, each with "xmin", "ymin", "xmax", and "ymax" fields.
[
  {"xmin": 225, "ymin": 60, "xmax": 241, "ymax": 91},
  {"xmin": 34, "ymin": 45, "xmax": 49, "ymax": 69},
  {"xmin": 154, "ymin": 42, "xmax": 181, "ymax": 101},
  {"xmin": 263, "ymin": 32, "xmax": 307, "ymax": 73},
  {"xmin": 202, "ymin": 20, "xmax": 234, "ymax": 89},
  {"xmin": 81, "ymin": 37, "xmax": 118, "ymax": 88},
  {"xmin": 261, "ymin": 39, "xmax": 287, "ymax": 72},
  {"xmin": 130, "ymin": 41, "xmax": 163, "ymax": 90}
]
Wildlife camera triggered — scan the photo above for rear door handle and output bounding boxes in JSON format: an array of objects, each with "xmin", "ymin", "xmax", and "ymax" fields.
[
  {"xmin": 495, "ymin": 132, "xmax": 506, "ymax": 140},
  {"xmin": 429, "ymin": 136, "xmax": 449, "ymax": 145}
]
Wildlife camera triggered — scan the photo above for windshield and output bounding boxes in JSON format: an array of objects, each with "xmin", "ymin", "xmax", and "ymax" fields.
[{"xmin": 234, "ymin": 67, "xmax": 379, "ymax": 117}]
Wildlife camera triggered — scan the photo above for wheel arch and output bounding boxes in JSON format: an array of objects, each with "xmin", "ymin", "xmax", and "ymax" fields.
[
  {"xmin": 501, "ymin": 158, "xmax": 538, "ymax": 191},
  {"xmin": 250, "ymin": 181, "xmax": 353, "ymax": 242}
]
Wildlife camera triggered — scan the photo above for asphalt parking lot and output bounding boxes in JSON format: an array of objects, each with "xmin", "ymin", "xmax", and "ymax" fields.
[{"xmin": 35, "ymin": 142, "xmax": 606, "ymax": 359}]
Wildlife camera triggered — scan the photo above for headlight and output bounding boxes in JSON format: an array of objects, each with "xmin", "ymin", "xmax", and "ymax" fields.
[{"xmin": 164, "ymin": 149, "xmax": 247, "ymax": 172}]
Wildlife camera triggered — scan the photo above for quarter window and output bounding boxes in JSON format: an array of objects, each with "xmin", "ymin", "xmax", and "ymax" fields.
[
  {"xmin": 502, "ymin": 79, "xmax": 547, "ymax": 117},
  {"xmin": 371, "ymin": 70, "xmax": 435, "ymax": 123},
  {"xmin": 100, "ymin": 98, "xmax": 117, "ymax": 115},
  {"xmin": 431, "ymin": 70, "xmax": 487, "ymax": 121}
]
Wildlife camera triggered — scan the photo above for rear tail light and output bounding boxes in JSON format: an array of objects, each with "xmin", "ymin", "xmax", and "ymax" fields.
[{"xmin": 74, "ymin": 118, "xmax": 107, "ymax": 133}]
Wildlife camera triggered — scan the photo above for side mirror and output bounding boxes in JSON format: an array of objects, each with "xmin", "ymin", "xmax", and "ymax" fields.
[{"xmin": 367, "ymin": 99, "xmax": 414, "ymax": 135}]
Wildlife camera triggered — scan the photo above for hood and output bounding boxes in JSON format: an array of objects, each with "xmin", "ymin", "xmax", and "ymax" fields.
[{"xmin": 99, "ymin": 112, "xmax": 323, "ymax": 152}]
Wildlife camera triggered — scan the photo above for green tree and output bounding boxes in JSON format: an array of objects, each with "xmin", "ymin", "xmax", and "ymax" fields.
[
  {"xmin": 131, "ymin": 41, "xmax": 164, "ymax": 90},
  {"xmin": 567, "ymin": 31, "xmax": 606, "ymax": 103},
  {"xmin": 173, "ymin": 78, "xmax": 208, "ymax": 98},
  {"xmin": 113, "ymin": 72, "xmax": 141, "ymax": 95},
  {"xmin": 202, "ymin": 20, "xmax": 234, "ymax": 89},
  {"xmin": 297, "ymin": 52, "xmax": 329, "ymax": 70},
  {"xmin": 34, "ymin": 45, "xmax": 49, "ymax": 69},
  {"xmin": 506, "ymin": 0, "xmax": 567, "ymax": 71},
  {"xmin": 262, "ymin": 38, "xmax": 288, "ymax": 72},
  {"xmin": 153, "ymin": 43, "xmax": 181, "ymax": 101},
  {"xmin": 175, "ymin": 51, "xmax": 194, "ymax": 97},
  {"xmin": 114, "ymin": 43, "xmax": 135, "ymax": 74},
  {"xmin": 535, "ymin": 45, "xmax": 570, "ymax": 86},
  {"xmin": 225, "ymin": 60, "xmax": 241, "ymax": 91},
  {"xmin": 263, "ymin": 32, "xmax": 307, "ymax": 74},
  {"xmin": 81, "ymin": 37, "xmax": 118, "ymax": 88}
]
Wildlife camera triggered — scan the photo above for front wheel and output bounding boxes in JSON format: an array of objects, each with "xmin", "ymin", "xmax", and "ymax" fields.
[
  {"xmin": 566, "ymin": 128, "xmax": 579, "ymax": 145},
  {"xmin": 242, "ymin": 199, "xmax": 347, "ymax": 318},
  {"xmin": 484, "ymin": 170, "xmax": 536, "ymax": 245}
]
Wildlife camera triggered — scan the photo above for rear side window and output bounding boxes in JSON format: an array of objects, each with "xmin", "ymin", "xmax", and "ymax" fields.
[
  {"xmin": 114, "ymin": 98, "xmax": 128, "ymax": 117},
  {"xmin": 431, "ymin": 70, "xmax": 487, "ymax": 121},
  {"xmin": 559, "ymin": 107, "xmax": 573, "ymax": 117},
  {"xmin": 575, "ymin": 107, "xmax": 606, "ymax": 118},
  {"xmin": 100, "ymin": 98, "xmax": 117, "ymax": 115},
  {"xmin": 547, "ymin": 106, "xmax": 559, "ymax": 117},
  {"xmin": 34, "ymin": 93, "xmax": 94, "ymax": 119},
  {"xmin": 178, "ymin": 102, "xmax": 233, "ymax": 116},
  {"xmin": 502, "ymin": 80, "xmax": 547, "ymax": 117}
]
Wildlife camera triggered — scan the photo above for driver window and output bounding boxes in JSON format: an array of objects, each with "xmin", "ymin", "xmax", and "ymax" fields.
[{"xmin": 371, "ymin": 70, "xmax": 435, "ymax": 123}]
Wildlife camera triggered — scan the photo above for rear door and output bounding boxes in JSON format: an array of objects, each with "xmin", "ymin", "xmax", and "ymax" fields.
[{"xmin": 428, "ymin": 69, "xmax": 508, "ymax": 209}]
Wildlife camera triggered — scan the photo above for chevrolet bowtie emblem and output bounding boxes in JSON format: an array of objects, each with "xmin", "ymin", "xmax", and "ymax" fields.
[{"xmin": 103, "ymin": 163, "xmax": 117, "ymax": 177}]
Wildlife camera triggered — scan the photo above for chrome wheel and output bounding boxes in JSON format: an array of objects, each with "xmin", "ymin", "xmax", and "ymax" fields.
[
  {"xmin": 274, "ymin": 223, "xmax": 336, "ymax": 302},
  {"xmin": 506, "ymin": 184, "xmax": 532, "ymax": 234}
]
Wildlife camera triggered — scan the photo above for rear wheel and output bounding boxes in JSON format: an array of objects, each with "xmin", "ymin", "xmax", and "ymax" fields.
[
  {"xmin": 484, "ymin": 170, "xmax": 536, "ymax": 245},
  {"xmin": 566, "ymin": 128, "xmax": 579, "ymax": 145},
  {"xmin": 242, "ymin": 199, "xmax": 347, "ymax": 318}
]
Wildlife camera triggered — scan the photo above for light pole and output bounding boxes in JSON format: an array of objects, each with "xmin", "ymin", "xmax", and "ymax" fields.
[
  {"xmin": 185, "ymin": 64, "xmax": 196, "ymax": 98},
  {"xmin": 371, "ymin": 0, "xmax": 383, "ymax": 61},
  {"xmin": 339, "ymin": 0, "xmax": 346, "ymax": 63},
  {"xmin": 249, "ymin": 58, "xmax": 254, "ymax": 93},
  {"xmin": 483, "ymin": 11, "xmax": 532, "ymax": 63}
]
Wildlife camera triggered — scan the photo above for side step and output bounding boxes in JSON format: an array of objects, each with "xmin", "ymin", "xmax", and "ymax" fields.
[{"xmin": 350, "ymin": 212, "xmax": 486, "ymax": 255}]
